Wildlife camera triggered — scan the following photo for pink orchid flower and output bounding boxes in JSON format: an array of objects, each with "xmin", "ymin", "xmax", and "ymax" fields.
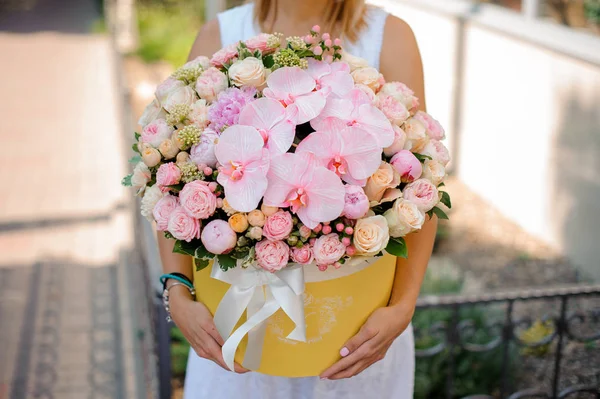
[
  {"xmin": 296, "ymin": 117, "xmax": 382, "ymax": 186},
  {"xmin": 263, "ymin": 67, "xmax": 326, "ymax": 125},
  {"xmin": 238, "ymin": 97, "xmax": 298, "ymax": 154},
  {"xmin": 305, "ymin": 59, "xmax": 354, "ymax": 97},
  {"xmin": 311, "ymin": 88, "xmax": 395, "ymax": 148},
  {"xmin": 263, "ymin": 152, "xmax": 345, "ymax": 229},
  {"xmin": 215, "ymin": 125, "xmax": 270, "ymax": 212}
]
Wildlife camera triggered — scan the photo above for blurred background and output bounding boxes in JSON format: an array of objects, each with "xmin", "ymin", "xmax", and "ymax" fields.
[{"xmin": 0, "ymin": 0, "xmax": 598, "ymax": 398}]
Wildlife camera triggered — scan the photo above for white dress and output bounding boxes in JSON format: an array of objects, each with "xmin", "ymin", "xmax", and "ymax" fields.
[{"xmin": 184, "ymin": 4, "xmax": 415, "ymax": 398}]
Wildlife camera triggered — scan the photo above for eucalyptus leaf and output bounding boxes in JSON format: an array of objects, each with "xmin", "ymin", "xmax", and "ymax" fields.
[
  {"xmin": 385, "ymin": 237, "xmax": 408, "ymax": 258},
  {"xmin": 431, "ymin": 206, "xmax": 449, "ymax": 220},
  {"xmin": 128, "ymin": 155, "xmax": 142, "ymax": 164},
  {"xmin": 121, "ymin": 174, "xmax": 132, "ymax": 187},
  {"xmin": 440, "ymin": 191, "xmax": 452, "ymax": 209},
  {"xmin": 131, "ymin": 143, "xmax": 141, "ymax": 154}
]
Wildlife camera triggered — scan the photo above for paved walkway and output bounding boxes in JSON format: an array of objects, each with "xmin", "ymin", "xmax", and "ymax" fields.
[{"xmin": 0, "ymin": 1, "xmax": 153, "ymax": 398}]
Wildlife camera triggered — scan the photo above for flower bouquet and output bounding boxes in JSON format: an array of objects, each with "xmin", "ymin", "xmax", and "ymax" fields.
[{"xmin": 123, "ymin": 26, "xmax": 451, "ymax": 374}]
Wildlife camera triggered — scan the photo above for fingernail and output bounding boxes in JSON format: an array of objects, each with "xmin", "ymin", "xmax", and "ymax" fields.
[
  {"xmin": 340, "ymin": 347, "xmax": 349, "ymax": 357},
  {"xmin": 320, "ymin": 377, "xmax": 328, "ymax": 380}
]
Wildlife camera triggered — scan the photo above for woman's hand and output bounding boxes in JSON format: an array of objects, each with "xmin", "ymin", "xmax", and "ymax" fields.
[
  {"xmin": 319, "ymin": 302, "xmax": 414, "ymax": 380},
  {"xmin": 169, "ymin": 285, "xmax": 249, "ymax": 373}
]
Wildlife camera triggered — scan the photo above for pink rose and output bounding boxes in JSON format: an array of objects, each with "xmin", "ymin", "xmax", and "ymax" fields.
[
  {"xmin": 263, "ymin": 211, "xmax": 293, "ymax": 241},
  {"xmin": 421, "ymin": 139, "xmax": 450, "ymax": 167},
  {"xmin": 403, "ymin": 179, "xmax": 439, "ymax": 212},
  {"xmin": 141, "ymin": 119, "xmax": 174, "ymax": 147},
  {"xmin": 190, "ymin": 128, "xmax": 218, "ymax": 168},
  {"xmin": 384, "ymin": 125, "xmax": 407, "ymax": 157},
  {"xmin": 245, "ymin": 33, "xmax": 272, "ymax": 53},
  {"xmin": 153, "ymin": 194, "xmax": 178, "ymax": 231},
  {"xmin": 210, "ymin": 43, "xmax": 238, "ymax": 68},
  {"xmin": 290, "ymin": 244, "xmax": 314, "ymax": 265},
  {"xmin": 413, "ymin": 111, "xmax": 445, "ymax": 140},
  {"xmin": 179, "ymin": 180, "xmax": 217, "ymax": 219},
  {"xmin": 255, "ymin": 240, "xmax": 290, "ymax": 272},
  {"xmin": 167, "ymin": 206, "xmax": 201, "ymax": 242},
  {"xmin": 156, "ymin": 162, "xmax": 181, "ymax": 189},
  {"xmin": 342, "ymin": 185, "xmax": 370, "ymax": 220},
  {"xmin": 376, "ymin": 94, "xmax": 409, "ymax": 125},
  {"xmin": 195, "ymin": 67, "xmax": 229, "ymax": 103},
  {"xmin": 390, "ymin": 150, "xmax": 422, "ymax": 183},
  {"xmin": 313, "ymin": 233, "xmax": 346, "ymax": 266},
  {"xmin": 379, "ymin": 82, "xmax": 419, "ymax": 112},
  {"xmin": 201, "ymin": 220, "xmax": 237, "ymax": 254},
  {"xmin": 155, "ymin": 77, "xmax": 185, "ymax": 104}
]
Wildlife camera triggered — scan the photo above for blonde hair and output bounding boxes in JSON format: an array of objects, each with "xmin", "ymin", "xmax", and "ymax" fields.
[{"xmin": 253, "ymin": 0, "xmax": 368, "ymax": 43}]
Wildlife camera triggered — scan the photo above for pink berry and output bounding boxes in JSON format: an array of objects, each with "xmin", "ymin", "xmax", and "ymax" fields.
[
  {"xmin": 342, "ymin": 237, "xmax": 351, "ymax": 246},
  {"xmin": 324, "ymin": 39, "xmax": 332, "ymax": 47},
  {"xmin": 322, "ymin": 33, "xmax": 330, "ymax": 41},
  {"xmin": 333, "ymin": 262, "xmax": 342, "ymax": 269},
  {"xmin": 312, "ymin": 25, "xmax": 321, "ymax": 33},
  {"xmin": 344, "ymin": 226, "xmax": 354, "ymax": 235},
  {"xmin": 322, "ymin": 225, "xmax": 332, "ymax": 235},
  {"xmin": 208, "ymin": 182, "xmax": 218, "ymax": 192},
  {"xmin": 313, "ymin": 46, "xmax": 323, "ymax": 56},
  {"xmin": 334, "ymin": 38, "xmax": 342, "ymax": 46},
  {"xmin": 318, "ymin": 264, "xmax": 328, "ymax": 271},
  {"xmin": 313, "ymin": 224, "xmax": 322, "ymax": 233},
  {"xmin": 336, "ymin": 223, "xmax": 344, "ymax": 232},
  {"xmin": 310, "ymin": 238, "xmax": 317, "ymax": 246},
  {"xmin": 203, "ymin": 166, "xmax": 213, "ymax": 176},
  {"xmin": 304, "ymin": 35, "xmax": 314, "ymax": 44},
  {"xmin": 346, "ymin": 245, "xmax": 356, "ymax": 256}
]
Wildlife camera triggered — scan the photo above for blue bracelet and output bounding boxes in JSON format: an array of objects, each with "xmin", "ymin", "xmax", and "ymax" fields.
[{"xmin": 160, "ymin": 273, "xmax": 194, "ymax": 289}]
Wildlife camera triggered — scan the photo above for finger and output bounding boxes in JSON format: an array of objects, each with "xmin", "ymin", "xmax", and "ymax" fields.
[
  {"xmin": 200, "ymin": 319, "xmax": 225, "ymax": 346},
  {"xmin": 340, "ymin": 324, "xmax": 378, "ymax": 357},
  {"xmin": 328, "ymin": 359, "xmax": 370, "ymax": 380},
  {"xmin": 320, "ymin": 343, "xmax": 371, "ymax": 379}
]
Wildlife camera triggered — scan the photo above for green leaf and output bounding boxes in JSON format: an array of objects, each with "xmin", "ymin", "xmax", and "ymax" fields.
[
  {"xmin": 385, "ymin": 237, "xmax": 408, "ymax": 258},
  {"xmin": 173, "ymin": 239, "xmax": 200, "ymax": 256},
  {"xmin": 253, "ymin": 50, "xmax": 261, "ymax": 58},
  {"xmin": 194, "ymin": 244, "xmax": 212, "ymax": 260},
  {"xmin": 413, "ymin": 153, "xmax": 433, "ymax": 163},
  {"xmin": 134, "ymin": 132, "xmax": 141, "ymax": 141},
  {"xmin": 128, "ymin": 155, "xmax": 142, "ymax": 164},
  {"xmin": 431, "ymin": 206, "xmax": 449, "ymax": 220},
  {"xmin": 262, "ymin": 55, "xmax": 274, "ymax": 68},
  {"xmin": 440, "ymin": 191, "xmax": 452, "ymax": 209},
  {"xmin": 426, "ymin": 209, "xmax": 434, "ymax": 219},
  {"xmin": 194, "ymin": 258, "xmax": 210, "ymax": 271},
  {"xmin": 132, "ymin": 142, "xmax": 141, "ymax": 154},
  {"xmin": 166, "ymin": 183, "xmax": 185, "ymax": 193},
  {"xmin": 121, "ymin": 174, "xmax": 132, "ymax": 187},
  {"xmin": 438, "ymin": 182, "xmax": 445, "ymax": 188},
  {"xmin": 217, "ymin": 254, "xmax": 237, "ymax": 271}
]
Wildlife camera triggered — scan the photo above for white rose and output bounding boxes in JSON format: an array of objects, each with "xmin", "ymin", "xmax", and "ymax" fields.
[
  {"xmin": 188, "ymin": 99, "xmax": 209, "ymax": 128},
  {"xmin": 164, "ymin": 85, "xmax": 197, "ymax": 113},
  {"xmin": 141, "ymin": 144, "xmax": 161, "ymax": 167},
  {"xmin": 131, "ymin": 162, "xmax": 151, "ymax": 195},
  {"xmin": 158, "ymin": 138, "xmax": 179, "ymax": 160},
  {"xmin": 403, "ymin": 117, "xmax": 429, "ymax": 152},
  {"xmin": 341, "ymin": 51, "xmax": 369, "ymax": 72},
  {"xmin": 141, "ymin": 184, "xmax": 165, "ymax": 222},
  {"xmin": 138, "ymin": 99, "xmax": 164, "ymax": 127},
  {"xmin": 384, "ymin": 198, "xmax": 425, "ymax": 238},
  {"xmin": 155, "ymin": 78, "xmax": 185, "ymax": 105},
  {"xmin": 422, "ymin": 159, "xmax": 446, "ymax": 186},
  {"xmin": 353, "ymin": 215, "xmax": 390, "ymax": 256},
  {"xmin": 228, "ymin": 57, "xmax": 266, "ymax": 88},
  {"xmin": 421, "ymin": 139, "xmax": 451, "ymax": 167},
  {"xmin": 351, "ymin": 67, "xmax": 382, "ymax": 92}
]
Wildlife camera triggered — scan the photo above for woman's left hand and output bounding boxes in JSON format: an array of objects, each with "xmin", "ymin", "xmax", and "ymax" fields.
[{"xmin": 319, "ymin": 303, "xmax": 414, "ymax": 380}]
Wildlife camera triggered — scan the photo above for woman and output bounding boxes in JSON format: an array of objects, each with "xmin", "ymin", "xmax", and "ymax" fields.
[{"xmin": 158, "ymin": 0, "xmax": 437, "ymax": 397}]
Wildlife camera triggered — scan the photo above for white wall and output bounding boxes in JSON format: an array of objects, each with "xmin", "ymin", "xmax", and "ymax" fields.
[{"xmin": 373, "ymin": 0, "xmax": 600, "ymax": 280}]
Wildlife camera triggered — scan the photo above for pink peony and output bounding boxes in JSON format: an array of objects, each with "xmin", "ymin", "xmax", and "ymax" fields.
[
  {"xmin": 141, "ymin": 119, "xmax": 174, "ymax": 147},
  {"xmin": 342, "ymin": 185, "xmax": 370, "ymax": 220},
  {"xmin": 153, "ymin": 194, "xmax": 179, "ymax": 231},
  {"xmin": 167, "ymin": 206, "xmax": 201, "ymax": 242},
  {"xmin": 413, "ymin": 111, "xmax": 445, "ymax": 140},
  {"xmin": 208, "ymin": 87, "xmax": 257, "ymax": 132},
  {"xmin": 245, "ymin": 33, "xmax": 272, "ymax": 53},
  {"xmin": 384, "ymin": 125, "xmax": 408, "ymax": 157},
  {"xmin": 403, "ymin": 179, "xmax": 439, "ymax": 212},
  {"xmin": 313, "ymin": 233, "xmax": 346, "ymax": 266},
  {"xmin": 420, "ymin": 139, "xmax": 451, "ymax": 167},
  {"xmin": 379, "ymin": 82, "xmax": 419, "ymax": 112},
  {"xmin": 290, "ymin": 244, "xmax": 314, "ymax": 265},
  {"xmin": 390, "ymin": 150, "xmax": 422, "ymax": 183},
  {"xmin": 210, "ymin": 43, "xmax": 239, "ymax": 68},
  {"xmin": 255, "ymin": 240, "xmax": 290, "ymax": 272},
  {"xmin": 376, "ymin": 94, "xmax": 410, "ymax": 125},
  {"xmin": 201, "ymin": 220, "xmax": 237, "ymax": 255},
  {"xmin": 179, "ymin": 180, "xmax": 217, "ymax": 219},
  {"xmin": 195, "ymin": 67, "xmax": 229, "ymax": 103},
  {"xmin": 263, "ymin": 210, "xmax": 294, "ymax": 241},
  {"xmin": 190, "ymin": 128, "xmax": 219, "ymax": 168},
  {"xmin": 156, "ymin": 162, "xmax": 181, "ymax": 189}
]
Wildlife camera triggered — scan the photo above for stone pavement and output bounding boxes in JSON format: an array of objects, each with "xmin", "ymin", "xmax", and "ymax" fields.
[{"xmin": 0, "ymin": 1, "xmax": 155, "ymax": 398}]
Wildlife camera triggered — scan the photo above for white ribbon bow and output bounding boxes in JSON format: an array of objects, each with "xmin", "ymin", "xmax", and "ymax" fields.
[{"xmin": 211, "ymin": 260, "xmax": 307, "ymax": 371}]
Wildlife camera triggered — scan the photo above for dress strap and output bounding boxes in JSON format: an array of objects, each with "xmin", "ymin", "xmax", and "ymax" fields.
[
  {"xmin": 217, "ymin": 3, "xmax": 258, "ymax": 47},
  {"xmin": 344, "ymin": 6, "xmax": 389, "ymax": 70}
]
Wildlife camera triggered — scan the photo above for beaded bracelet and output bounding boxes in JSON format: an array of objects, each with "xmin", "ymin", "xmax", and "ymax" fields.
[
  {"xmin": 160, "ymin": 273, "xmax": 193, "ymax": 290},
  {"xmin": 162, "ymin": 282, "xmax": 196, "ymax": 322}
]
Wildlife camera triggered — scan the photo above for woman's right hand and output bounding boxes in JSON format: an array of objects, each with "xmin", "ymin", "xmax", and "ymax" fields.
[{"xmin": 169, "ymin": 286, "xmax": 249, "ymax": 373}]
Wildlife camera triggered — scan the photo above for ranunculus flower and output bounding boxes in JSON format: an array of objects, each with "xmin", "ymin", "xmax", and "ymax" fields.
[
  {"xmin": 210, "ymin": 43, "xmax": 238, "ymax": 68},
  {"xmin": 390, "ymin": 150, "xmax": 422, "ymax": 183},
  {"xmin": 188, "ymin": 99, "xmax": 209, "ymax": 128},
  {"xmin": 376, "ymin": 94, "xmax": 410, "ymax": 125},
  {"xmin": 158, "ymin": 138, "xmax": 179, "ymax": 160},
  {"xmin": 403, "ymin": 179, "xmax": 439, "ymax": 212},
  {"xmin": 255, "ymin": 240, "xmax": 290, "ymax": 272},
  {"xmin": 403, "ymin": 117, "xmax": 429, "ymax": 152},
  {"xmin": 351, "ymin": 67, "xmax": 383, "ymax": 92},
  {"xmin": 340, "ymin": 51, "xmax": 369, "ymax": 72},
  {"xmin": 221, "ymin": 198, "xmax": 238, "ymax": 216},
  {"xmin": 420, "ymin": 139, "xmax": 451, "ymax": 167},
  {"xmin": 201, "ymin": 220, "xmax": 237, "ymax": 254},
  {"xmin": 229, "ymin": 213, "xmax": 249, "ymax": 233},
  {"xmin": 384, "ymin": 125, "xmax": 408, "ymax": 157},
  {"xmin": 353, "ymin": 215, "xmax": 390, "ymax": 256},
  {"xmin": 343, "ymin": 185, "xmax": 370, "ymax": 220},
  {"xmin": 141, "ymin": 185, "xmax": 165, "ymax": 222},
  {"xmin": 153, "ymin": 194, "xmax": 179, "ymax": 231},
  {"xmin": 263, "ymin": 210, "xmax": 293, "ymax": 241},
  {"xmin": 195, "ymin": 67, "xmax": 229, "ymax": 103},
  {"xmin": 176, "ymin": 151, "xmax": 190, "ymax": 165},
  {"xmin": 413, "ymin": 111, "xmax": 445, "ymax": 140},
  {"xmin": 384, "ymin": 198, "xmax": 425, "ymax": 238},
  {"xmin": 156, "ymin": 162, "xmax": 181, "ymax": 189},
  {"xmin": 164, "ymin": 85, "xmax": 197, "ymax": 113},
  {"xmin": 155, "ymin": 78, "xmax": 185, "ymax": 104},
  {"xmin": 141, "ymin": 119, "xmax": 174, "ymax": 147},
  {"xmin": 190, "ymin": 128, "xmax": 218, "ymax": 168},
  {"xmin": 422, "ymin": 159, "xmax": 446, "ymax": 186},
  {"xmin": 140, "ymin": 144, "xmax": 161, "ymax": 167},
  {"xmin": 228, "ymin": 57, "xmax": 266, "ymax": 88},
  {"xmin": 313, "ymin": 233, "xmax": 346, "ymax": 266},
  {"xmin": 179, "ymin": 180, "xmax": 217, "ymax": 219},
  {"xmin": 379, "ymin": 82, "xmax": 419, "ymax": 112},
  {"xmin": 261, "ymin": 204, "xmax": 279, "ymax": 217},
  {"xmin": 247, "ymin": 226, "xmax": 263, "ymax": 240},
  {"xmin": 131, "ymin": 161, "xmax": 151, "ymax": 195},
  {"xmin": 290, "ymin": 244, "xmax": 314, "ymax": 265},
  {"xmin": 247, "ymin": 209, "xmax": 266, "ymax": 227},
  {"xmin": 364, "ymin": 162, "xmax": 401, "ymax": 202},
  {"xmin": 138, "ymin": 99, "xmax": 164, "ymax": 127},
  {"xmin": 167, "ymin": 206, "xmax": 201, "ymax": 242}
]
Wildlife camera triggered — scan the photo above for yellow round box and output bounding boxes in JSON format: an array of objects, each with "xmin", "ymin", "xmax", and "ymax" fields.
[{"xmin": 193, "ymin": 253, "xmax": 397, "ymax": 377}]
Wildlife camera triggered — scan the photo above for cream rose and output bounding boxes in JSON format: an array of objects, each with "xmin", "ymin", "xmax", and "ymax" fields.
[
  {"xmin": 131, "ymin": 162, "xmax": 151, "ymax": 195},
  {"xmin": 341, "ymin": 51, "xmax": 369, "ymax": 72},
  {"xmin": 351, "ymin": 67, "xmax": 383, "ymax": 92},
  {"xmin": 403, "ymin": 118, "xmax": 429, "ymax": 152},
  {"xmin": 228, "ymin": 57, "xmax": 266, "ymax": 88},
  {"xmin": 155, "ymin": 78, "xmax": 185, "ymax": 105},
  {"xmin": 163, "ymin": 85, "xmax": 197, "ymax": 113},
  {"xmin": 422, "ymin": 159, "xmax": 446, "ymax": 187},
  {"xmin": 158, "ymin": 138, "xmax": 179, "ymax": 160},
  {"xmin": 353, "ymin": 215, "xmax": 390, "ymax": 256},
  {"xmin": 364, "ymin": 162, "xmax": 401, "ymax": 202},
  {"xmin": 140, "ymin": 184, "xmax": 165, "ymax": 222},
  {"xmin": 384, "ymin": 198, "xmax": 425, "ymax": 238},
  {"xmin": 141, "ymin": 144, "xmax": 161, "ymax": 167},
  {"xmin": 421, "ymin": 139, "xmax": 451, "ymax": 167},
  {"xmin": 138, "ymin": 99, "xmax": 163, "ymax": 127}
]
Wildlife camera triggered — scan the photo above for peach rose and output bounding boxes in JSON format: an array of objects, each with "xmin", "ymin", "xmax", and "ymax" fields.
[
  {"xmin": 164, "ymin": 85, "xmax": 197, "ymax": 113},
  {"xmin": 229, "ymin": 213, "xmax": 249, "ymax": 233},
  {"xmin": 384, "ymin": 198, "xmax": 425, "ymax": 238},
  {"xmin": 141, "ymin": 144, "xmax": 161, "ymax": 167},
  {"xmin": 402, "ymin": 179, "xmax": 439, "ymax": 212},
  {"xmin": 158, "ymin": 137, "xmax": 179, "ymax": 160},
  {"xmin": 263, "ymin": 211, "xmax": 293, "ymax": 241},
  {"xmin": 351, "ymin": 67, "xmax": 383, "ymax": 92},
  {"xmin": 228, "ymin": 57, "xmax": 266, "ymax": 88},
  {"xmin": 255, "ymin": 240, "xmax": 290, "ymax": 272},
  {"xmin": 364, "ymin": 162, "xmax": 401, "ymax": 202},
  {"xmin": 261, "ymin": 204, "xmax": 279, "ymax": 217},
  {"xmin": 313, "ymin": 234, "xmax": 346, "ymax": 266},
  {"xmin": 247, "ymin": 209, "xmax": 266, "ymax": 227},
  {"xmin": 403, "ymin": 118, "xmax": 429, "ymax": 153},
  {"xmin": 340, "ymin": 51, "xmax": 369, "ymax": 72},
  {"xmin": 353, "ymin": 215, "xmax": 390, "ymax": 256}
]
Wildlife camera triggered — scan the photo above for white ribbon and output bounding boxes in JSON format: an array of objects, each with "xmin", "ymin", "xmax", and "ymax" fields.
[{"xmin": 211, "ymin": 255, "xmax": 385, "ymax": 371}]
